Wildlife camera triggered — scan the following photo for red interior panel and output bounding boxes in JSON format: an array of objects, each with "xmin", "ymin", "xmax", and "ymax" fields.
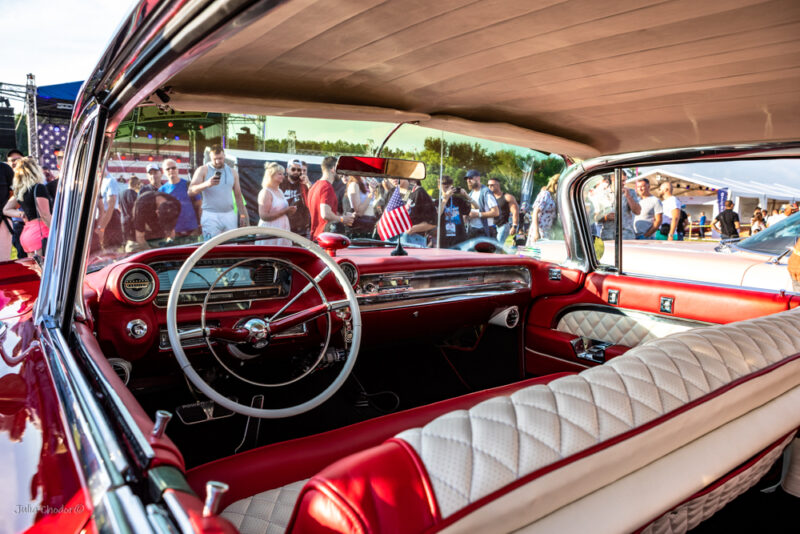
[
  {"xmin": 525, "ymin": 271, "xmax": 792, "ymax": 376},
  {"xmin": 74, "ymin": 323, "xmax": 185, "ymax": 471},
  {"xmin": 526, "ymin": 261, "xmax": 585, "ymax": 298},
  {"xmin": 529, "ymin": 273, "xmax": 791, "ymax": 331}
]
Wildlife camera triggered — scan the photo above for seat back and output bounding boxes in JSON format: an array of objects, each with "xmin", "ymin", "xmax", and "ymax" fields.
[{"xmin": 288, "ymin": 308, "xmax": 800, "ymax": 533}]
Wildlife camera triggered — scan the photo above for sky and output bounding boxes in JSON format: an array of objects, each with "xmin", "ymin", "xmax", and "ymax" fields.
[{"xmin": 1, "ymin": 0, "xmax": 134, "ymax": 112}]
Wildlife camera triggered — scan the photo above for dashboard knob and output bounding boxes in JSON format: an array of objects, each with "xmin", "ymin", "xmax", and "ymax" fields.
[{"xmin": 127, "ymin": 319, "xmax": 148, "ymax": 339}]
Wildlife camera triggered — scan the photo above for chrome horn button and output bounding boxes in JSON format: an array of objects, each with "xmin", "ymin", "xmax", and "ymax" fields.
[{"xmin": 242, "ymin": 317, "xmax": 270, "ymax": 349}]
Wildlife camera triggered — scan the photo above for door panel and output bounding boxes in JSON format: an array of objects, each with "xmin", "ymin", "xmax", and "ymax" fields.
[{"xmin": 525, "ymin": 272, "xmax": 793, "ymax": 375}]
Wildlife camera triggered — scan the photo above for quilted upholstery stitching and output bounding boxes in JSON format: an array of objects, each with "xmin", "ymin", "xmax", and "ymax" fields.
[
  {"xmin": 556, "ymin": 310, "xmax": 697, "ymax": 347},
  {"xmin": 396, "ymin": 308, "xmax": 800, "ymax": 518},
  {"xmin": 470, "ymin": 413, "xmax": 559, "ymax": 470},
  {"xmin": 221, "ymin": 479, "xmax": 308, "ymax": 534},
  {"xmin": 641, "ymin": 433, "xmax": 792, "ymax": 534}
]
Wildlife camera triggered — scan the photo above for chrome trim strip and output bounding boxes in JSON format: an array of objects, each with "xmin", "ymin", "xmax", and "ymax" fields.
[
  {"xmin": 360, "ymin": 288, "xmax": 525, "ymax": 312},
  {"xmin": 162, "ymin": 491, "xmax": 194, "ymax": 534},
  {"xmin": 111, "ymin": 485, "xmax": 156, "ymax": 534},
  {"xmin": 41, "ymin": 326, "xmax": 122, "ymax": 502},
  {"xmin": 36, "ymin": 104, "xmax": 101, "ymax": 323},
  {"xmin": 74, "ymin": 329, "xmax": 156, "ymax": 462},
  {"xmin": 359, "ymin": 282, "xmax": 528, "ymax": 307},
  {"xmin": 42, "ymin": 329, "xmax": 114, "ymax": 504}
]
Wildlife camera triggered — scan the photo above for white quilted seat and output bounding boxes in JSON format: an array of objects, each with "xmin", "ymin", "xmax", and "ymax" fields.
[
  {"xmin": 556, "ymin": 308, "xmax": 701, "ymax": 347},
  {"xmin": 221, "ymin": 479, "xmax": 307, "ymax": 534},
  {"xmin": 287, "ymin": 307, "xmax": 800, "ymax": 533}
]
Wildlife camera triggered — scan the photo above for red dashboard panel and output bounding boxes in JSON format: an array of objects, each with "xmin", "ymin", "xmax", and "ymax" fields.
[{"xmin": 84, "ymin": 246, "xmax": 540, "ymax": 359}]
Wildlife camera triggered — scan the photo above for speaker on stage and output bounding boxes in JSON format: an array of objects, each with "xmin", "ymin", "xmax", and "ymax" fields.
[{"xmin": 0, "ymin": 107, "xmax": 16, "ymax": 150}]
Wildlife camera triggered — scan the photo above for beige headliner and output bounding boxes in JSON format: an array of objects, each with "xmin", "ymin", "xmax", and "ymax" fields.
[{"xmin": 166, "ymin": 0, "xmax": 800, "ymax": 157}]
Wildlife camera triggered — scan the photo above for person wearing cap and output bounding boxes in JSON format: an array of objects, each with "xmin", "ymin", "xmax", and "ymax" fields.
[
  {"xmin": 159, "ymin": 158, "xmax": 200, "ymax": 243},
  {"xmin": 130, "ymin": 191, "xmax": 182, "ymax": 250},
  {"xmin": 465, "ymin": 169, "xmax": 499, "ymax": 239},
  {"xmin": 140, "ymin": 162, "xmax": 163, "ymax": 194},
  {"xmin": 280, "ymin": 159, "xmax": 311, "ymax": 238},
  {"xmin": 188, "ymin": 144, "xmax": 247, "ymax": 240}
]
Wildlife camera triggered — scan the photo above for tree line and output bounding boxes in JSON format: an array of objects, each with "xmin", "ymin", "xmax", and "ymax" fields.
[{"xmin": 251, "ymin": 136, "xmax": 566, "ymax": 202}]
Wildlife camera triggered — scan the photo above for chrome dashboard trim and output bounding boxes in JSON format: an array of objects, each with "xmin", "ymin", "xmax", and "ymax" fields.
[
  {"xmin": 150, "ymin": 257, "xmax": 288, "ymax": 307},
  {"xmin": 357, "ymin": 266, "xmax": 530, "ymax": 304},
  {"xmin": 360, "ymin": 289, "xmax": 526, "ymax": 312}
]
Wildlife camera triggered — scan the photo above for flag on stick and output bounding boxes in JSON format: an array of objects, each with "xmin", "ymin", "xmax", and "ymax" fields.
[{"xmin": 377, "ymin": 188, "xmax": 412, "ymax": 240}]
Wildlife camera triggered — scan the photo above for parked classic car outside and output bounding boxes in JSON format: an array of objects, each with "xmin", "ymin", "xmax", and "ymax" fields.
[
  {"xmin": 523, "ymin": 210, "xmax": 800, "ymax": 292},
  {"xmin": 2, "ymin": 1, "xmax": 800, "ymax": 534}
]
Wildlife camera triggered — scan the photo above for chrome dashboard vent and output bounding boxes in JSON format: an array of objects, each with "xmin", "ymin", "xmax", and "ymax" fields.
[
  {"xmin": 253, "ymin": 263, "xmax": 276, "ymax": 285},
  {"xmin": 120, "ymin": 268, "xmax": 156, "ymax": 302}
]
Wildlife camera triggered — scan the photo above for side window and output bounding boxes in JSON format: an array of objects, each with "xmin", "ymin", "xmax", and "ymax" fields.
[{"xmin": 581, "ymin": 161, "xmax": 800, "ymax": 295}]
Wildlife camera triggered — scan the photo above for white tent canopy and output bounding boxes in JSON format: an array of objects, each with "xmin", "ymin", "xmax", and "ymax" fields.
[{"xmin": 628, "ymin": 160, "xmax": 800, "ymax": 220}]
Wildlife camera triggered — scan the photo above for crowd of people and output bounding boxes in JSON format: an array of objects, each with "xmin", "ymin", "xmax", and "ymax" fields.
[
  {"xmin": 5, "ymin": 143, "xmax": 797, "ymax": 262},
  {"xmin": 86, "ymin": 147, "xmax": 528, "ymax": 254},
  {"xmin": 565, "ymin": 175, "xmax": 800, "ymax": 244}
]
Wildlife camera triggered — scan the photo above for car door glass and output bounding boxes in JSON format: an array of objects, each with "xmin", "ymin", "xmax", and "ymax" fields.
[{"xmin": 616, "ymin": 160, "xmax": 800, "ymax": 294}]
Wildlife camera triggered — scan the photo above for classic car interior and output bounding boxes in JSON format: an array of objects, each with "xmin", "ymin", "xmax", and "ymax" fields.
[{"xmin": 25, "ymin": 1, "xmax": 800, "ymax": 533}]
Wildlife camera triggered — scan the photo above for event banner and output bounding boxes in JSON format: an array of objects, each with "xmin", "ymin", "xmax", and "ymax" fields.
[{"xmin": 716, "ymin": 188, "xmax": 729, "ymax": 214}]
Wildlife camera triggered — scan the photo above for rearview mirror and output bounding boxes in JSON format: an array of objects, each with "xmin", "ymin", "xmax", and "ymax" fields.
[{"xmin": 335, "ymin": 156, "xmax": 426, "ymax": 181}]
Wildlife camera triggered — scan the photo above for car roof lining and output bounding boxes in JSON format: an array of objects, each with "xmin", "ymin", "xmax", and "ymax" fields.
[{"xmin": 164, "ymin": 0, "xmax": 800, "ymax": 158}]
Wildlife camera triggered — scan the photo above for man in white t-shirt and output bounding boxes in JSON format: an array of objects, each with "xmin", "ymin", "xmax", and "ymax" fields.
[
  {"xmin": 465, "ymin": 170, "xmax": 499, "ymax": 239},
  {"xmin": 658, "ymin": 181, "xmax": 683, "ymax": 241},
  {"xmin": 633, "ymin": 178, "xmax": 662, "ymax": 239}
]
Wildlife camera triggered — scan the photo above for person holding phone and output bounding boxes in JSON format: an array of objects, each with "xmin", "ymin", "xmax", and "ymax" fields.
[
  {"xmin": 188, "ymin": 144, "xmax": 247, "ymax": 240},
  {"xmin": 280, "ymin": 159, "xmax": 311, "ymax": 238}
]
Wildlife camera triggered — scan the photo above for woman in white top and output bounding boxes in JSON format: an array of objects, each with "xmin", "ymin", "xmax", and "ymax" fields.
[
  {"xmin": 345, "ymin": 175, "xmax": 380, "ymax": 237},
  {"xmin": 257, "ymin": 162, "xmax": 296, "ymax": 246}
]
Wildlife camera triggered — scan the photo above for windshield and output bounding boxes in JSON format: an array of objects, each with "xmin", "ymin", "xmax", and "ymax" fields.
[
  {"xmin": 86, "ymin": 109, "xmax": 565, "ymax": 271},
  {"xmin": 737, "ymin": 211, "xmax": 800, "ymax": 255}
]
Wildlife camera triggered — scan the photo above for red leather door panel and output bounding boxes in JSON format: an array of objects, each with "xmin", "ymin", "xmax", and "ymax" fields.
[{"xmin": 525, "ymin": 272, "xmax": 793, "ymax": 376}]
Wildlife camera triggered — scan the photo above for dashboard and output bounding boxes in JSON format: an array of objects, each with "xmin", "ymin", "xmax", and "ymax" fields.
[{"xmin": 87, "ymin": 246, "xmax": 535, "ymax": 360}]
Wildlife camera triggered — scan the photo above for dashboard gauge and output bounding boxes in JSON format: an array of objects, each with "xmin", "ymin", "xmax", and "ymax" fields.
[
  {"xmin": 119, "ymin": 267, "xmax": 157, "ymax": 303},
  {"xmin": 338, "ymin": 261, "xmax": 359, "ymax": 287}
]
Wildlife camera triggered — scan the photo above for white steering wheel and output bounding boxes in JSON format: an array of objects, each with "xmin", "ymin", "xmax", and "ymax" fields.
[{"xmin": 166, "ymin": 226, "xmax": 361, "ymax": 418}]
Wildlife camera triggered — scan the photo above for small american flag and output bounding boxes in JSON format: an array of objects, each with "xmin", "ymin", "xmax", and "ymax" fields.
[{"xmin": 377, "ymin": 188, "xmax": 412, "ymax": 241}]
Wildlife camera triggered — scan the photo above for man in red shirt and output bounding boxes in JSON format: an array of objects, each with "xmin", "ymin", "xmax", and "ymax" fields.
[{"xmin": 308, "ymin": 156, "xmax": 354, "ymax": 240}]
